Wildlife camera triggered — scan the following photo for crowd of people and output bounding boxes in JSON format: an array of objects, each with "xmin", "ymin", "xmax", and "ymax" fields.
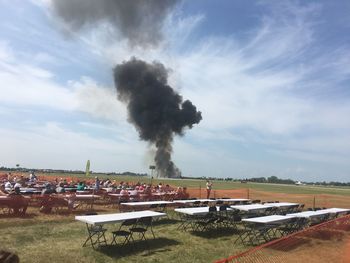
[{"xmin": 0, "ymin": 172, "xmax": 193, "ymax": 215}]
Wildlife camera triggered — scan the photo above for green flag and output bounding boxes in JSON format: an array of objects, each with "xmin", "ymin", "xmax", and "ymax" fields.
[{"xmin": 85, "ymin": 160, "xmax": 90, "ymax": 177}]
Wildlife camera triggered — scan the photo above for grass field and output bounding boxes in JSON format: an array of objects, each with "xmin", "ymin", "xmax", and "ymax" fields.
[
  {"xmin": 0, "ymin": 209, "xmax": 248, "ymax": 263},
  {"xmin": 38, "ymin": 172, "xmax": 350, "ymax": 196},
  {"xmin": 1, "ymin": 172, "xmax": 350, "ymax": 263}
]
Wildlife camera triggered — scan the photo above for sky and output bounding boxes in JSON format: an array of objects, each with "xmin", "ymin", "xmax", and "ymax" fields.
[{"xmin": 0, "ymin": 0, "xmax": 350, "ymax": 182}]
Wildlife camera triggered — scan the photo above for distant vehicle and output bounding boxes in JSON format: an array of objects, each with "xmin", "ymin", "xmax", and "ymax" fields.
[{"xmin": 295, "ymin": 181, "xmax": 303, "ymax": 185}]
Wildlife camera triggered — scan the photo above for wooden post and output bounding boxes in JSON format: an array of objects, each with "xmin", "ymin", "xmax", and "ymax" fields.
[
  {"xmin": 199, "ymin": 183, "xmax": 201, "ymax": 199},
  {"xmin": 247, "ymin": 188, "xmax": 250, "ymax": 199},
  {"xmin": 313, "ymin": 196, "xmax": 316, "ymax": 210}
]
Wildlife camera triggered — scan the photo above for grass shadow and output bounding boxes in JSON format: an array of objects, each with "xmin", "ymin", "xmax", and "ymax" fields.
[
  {"xmin": 98, "ymin": 237, "xmax": 181, "ymax": 258},
  {"xmin": 190, "ymin": 227, "xmax": 237, "ymax": 239},
  {"xmin": 152, "ymin": 218, "xmax": 179, "ymax": 226},
  {"xmin": 0, "ymin": 213, "xmax": 36, "ymax": 219}
]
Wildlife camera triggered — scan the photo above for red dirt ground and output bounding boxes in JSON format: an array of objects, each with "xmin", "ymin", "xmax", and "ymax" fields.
[{"xmin": 187, "ymin": 188, "xmax": 350, "ymax": 209}]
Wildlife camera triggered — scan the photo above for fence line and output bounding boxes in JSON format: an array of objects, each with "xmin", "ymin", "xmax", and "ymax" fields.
[{"xmin": 215, "ymin": 214, "xmax": 350, "ymax": 263}]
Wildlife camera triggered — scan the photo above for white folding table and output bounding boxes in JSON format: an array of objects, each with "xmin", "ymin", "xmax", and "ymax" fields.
[
  {"xmin": 75, "ymin": 210, "xmax": 166, "ymax": 225},
  {"xmin": 287, "ymin": 208, "xmax": 350, "ymax": 219},
  {"xmin": 231, "ymin": 204, "xmax": 275, "ymax": 212},
  {"xmin": 120, "ymin": 201, "xmax": 173, "ymax": 206},
  {"xmin": 174, "ymin": 199, "xmax": 214, "ymax": 204},
  {"xmin": 320, "ymin": 208, "xmax": 350, "ymax": 214},
  {"xmin": 175, "ymin": 206, "xmax": 229, "ymax": 216},
  {"xmin": 242, "ymin": 215, "xmax": 294, "ymax": 224},
  {"xmin": 264, "ymin": 202, "xmax": 299, "ymax": 208},
  {"xmin": 216, "ymin": 198, "xmax": 250, "ymax": 202},
  {"xmin": 286, "ymin": 210, "xmax": 331, "ymax": 218},
  {"xmin": 76, "ymin": 210, "xmax": 166, "ymax": 248},
  {"xmin": 239, "ymin": 215, "xmax": 295, "ymax": 245},
  {"xmin": 72, "ymin": 195, "xmax": 101, "ymax": 210}
]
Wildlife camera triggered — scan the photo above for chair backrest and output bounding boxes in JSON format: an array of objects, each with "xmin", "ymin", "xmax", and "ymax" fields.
[
  {"xmin": 122, "ymin": 218, "xmax": 137, "ymax": 227},
  {"xmin": 219, "ymin": 205, "xmax": 227, "ymax": 211},
  {"xmin": 201, "ymin": 201, "xmax": 209, "ymax": 207},
  {"xmin": 216, "ymin": 200, "xmax": 223, "ymax": 205},
  {"xmin": 138, "ymin": 216, "xmax": 153, "ymax": 227},
  {"xmin": 209, "ymin": 206, "xmax": 217, "ymax": 213},
  {"xmin": 298, "ymin": 204, "xmax": 305, "ymax": 212},
  {"xmin": 297, "ymin": 217, "xmax": 309, "ymax": 228},
  {"xmin": 85, "ymin": 212, "xmax": 98, "ymax": 216}
]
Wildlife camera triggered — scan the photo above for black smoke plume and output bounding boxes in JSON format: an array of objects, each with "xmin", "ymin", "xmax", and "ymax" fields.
[
  {"xmin": 51, "ymin": 0, "xmax": 179, "ymax": 47},
  {"xmin": 114, "ymin": 58, "xmax": 202, "ymax": 177}
]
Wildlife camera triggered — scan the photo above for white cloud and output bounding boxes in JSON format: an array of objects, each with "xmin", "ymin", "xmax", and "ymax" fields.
[
  {"xmin": 70, "ymin": 77, "xmax": 127, "ymax": 122},
  {"xmin": 0, "ymin": 122, "xmax": 146, "ymax": 172}
]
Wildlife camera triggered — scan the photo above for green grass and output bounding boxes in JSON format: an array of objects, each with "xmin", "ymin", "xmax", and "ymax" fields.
[
  {"xmin": 41, "ymin": 172, "xmax": 350, "ymax": 196},
  {"xmin": 0, "ymin": 211, "xmax": 247, "ymax": 263}
]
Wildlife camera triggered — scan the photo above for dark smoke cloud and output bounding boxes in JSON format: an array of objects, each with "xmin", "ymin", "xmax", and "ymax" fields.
[
  {"xmin": 114, "ymin": 58, "xmax": 202, "ymax": 177},
  {"xmin": 51, "ymin": 0, "xmax": 179, "ymax": 47}
]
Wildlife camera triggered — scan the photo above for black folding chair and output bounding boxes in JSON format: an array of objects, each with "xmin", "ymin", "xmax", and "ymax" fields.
[
  {"xmin": 82, "ymin": 212, "xmax": 107, "ymax": 249},
  {"xmin": 83, "ymin": 224, "xmax": 107, "ymax": 249},
  {"xmin": 201, "ymin": 201, "xmax": 209, "ymax": 207},
  {"xmin": 235, "ymin": 222, "xmax": 267, "ymax": 246},
  {"xmin": 216, "ymin": 205, "xmax": 232, "ymax": 228},
  {"xmin": 226, "ymin": 209, "xmax": 242, "ymax": 229},
  {"xmin": 177, "ymin": 213, "xmax": 196, "ymax": 231},
  {"xmin": 155, "ymin": 203, "xmax": 168, "ymax": 218},
  {"xmin": 192, "ymin": 201, "xmax": 201, "ymax": 207},
  {"xmin": 149, "ymin": 204, "xmax": 158, "ymax": 211},
  {"xmin": 298, "ymin": 204, "xmax": 305, "ymax": 212},
  {"xmin": 192, "ymin": 206, "xmax": 218, "ymax": 231},
  {"xmin": 130, "ymin": 216, "xmax": 155, "ymax": 244},
  {"xmin": 111, "ymin": 218, "xmax": 137, "ymax": 247}
]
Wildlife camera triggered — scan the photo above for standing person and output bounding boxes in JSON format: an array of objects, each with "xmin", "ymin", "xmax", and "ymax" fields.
[
  {"xmin": 206, "ymin": 180, "xmax": 213, "ymax": 199},
  {"xmin": 94, "ymin": 176, "xmax": 100, "ymax": 191}
]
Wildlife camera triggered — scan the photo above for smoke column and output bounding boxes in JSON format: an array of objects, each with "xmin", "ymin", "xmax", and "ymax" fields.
[
  {"xmin": 50, "ymin": 0, "xmax": 202, "ymax": 177},
  {"xmin": 114, "ymin": 58, "xmax": 202, "ymax": 177},
  {"xmin": 51, "ymin": 0, "xmax": 179, "ymax": 47}
]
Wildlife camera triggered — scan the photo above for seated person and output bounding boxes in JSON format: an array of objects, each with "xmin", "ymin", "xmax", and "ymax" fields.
[
  {"xmin": 175, "ymin": 187, "xmax": 183, "ymax": 199},
  {"xmin": 41, "ymin": 183, "xmax": 56, "ymax": 195},
  {"xmin": 119, "ymin": 187, "xmax": 129, "ymax": 202},
  {"xmin": 39, "ymin": 184, "xmax": 57, "ymax": 213},
  {"xmin": 8, "ymin": 186, "xmax": 29, "ymax": 215},
  {"xmin": 4, "ymin": 181, "xmax": 12, "ymax": 192},
  {"xmin": 56, "ymin": 182, "xmax": 66, "ymax": 193},
  {"xmin": 13, "ymin": 182, "xmax": 22, "ymax": 189},
  {"xmin": 76, "ymin": 181, "xmax": 85, "ymax": 191},
  {"xmin": 128, "ymin": 188, "xmax": 139, "ymax": 201},
  {"xmin": 120, "ymin": 187, "xmax": 129, "ymax": 196}
]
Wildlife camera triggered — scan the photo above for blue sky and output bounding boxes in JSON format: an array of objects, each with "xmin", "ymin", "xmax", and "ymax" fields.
[{"xmin": 0, "ymin": 0, "xmax": 350, "ymax": 182}]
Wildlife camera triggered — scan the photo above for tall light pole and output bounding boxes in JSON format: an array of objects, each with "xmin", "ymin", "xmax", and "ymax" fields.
[{"xmin": 149, "ymin": 165, "xmax": 156, "ymax": 185}]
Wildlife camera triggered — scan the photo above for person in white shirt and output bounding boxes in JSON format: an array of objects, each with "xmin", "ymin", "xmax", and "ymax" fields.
[
  {"xmin": 206, "ymin": 180, "xmax": 213, "ymax": 199},
  {"xmin": 14, "ymin": 182, "xmax": 22, "ymax": 189},
  {"xmin": 4, "ymin": 181, "xmax": 12, "ymax": 191}
]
